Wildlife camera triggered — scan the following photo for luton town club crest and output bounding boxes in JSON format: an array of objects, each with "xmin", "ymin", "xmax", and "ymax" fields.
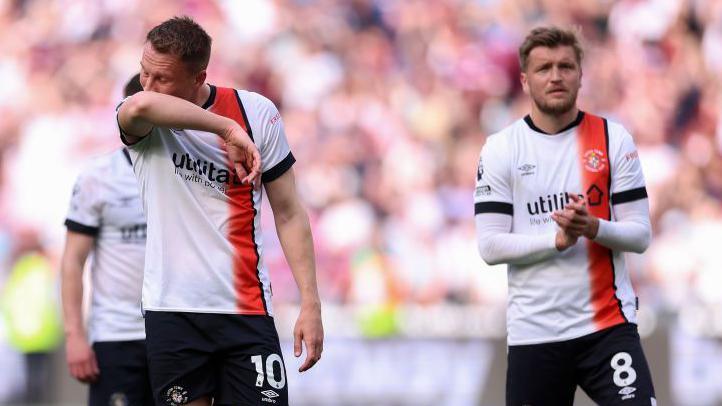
[{"xmin": 583, "ymin": 149, "xmax": 606, "ymax": 172}]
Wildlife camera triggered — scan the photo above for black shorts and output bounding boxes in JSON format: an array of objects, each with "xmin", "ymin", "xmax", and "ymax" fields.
[
  {"xmin": 89, "ymin": 340, "xmax": 153, "ymax": 406},
  {"xmin": 145, "ymin": 311, "xmax": 288, "ymax": 406},
  {"xmin": 507, "ymin": 323, "xmax": 656, "ymax": 406}
]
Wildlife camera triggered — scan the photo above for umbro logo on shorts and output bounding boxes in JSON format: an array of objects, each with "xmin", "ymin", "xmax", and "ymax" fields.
[
  {"xmin": 261, "ymin": 389, "xmax": 279, "ymax": 398},
  {"xmin": 261, "ymin": 389, "xmax": 280, "ymax": 403}
]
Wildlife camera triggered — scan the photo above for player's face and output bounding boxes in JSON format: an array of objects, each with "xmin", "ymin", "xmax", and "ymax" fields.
[
  {"xmin": 521, "ymin": 45, "xmax": 581, "ymax": 116},
  {"xmin": 139, "ymin": 43, "xmax": 205, "ymax": 101}
]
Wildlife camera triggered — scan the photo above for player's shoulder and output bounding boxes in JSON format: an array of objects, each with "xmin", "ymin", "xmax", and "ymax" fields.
[
  {"xmin": 234, "ymin": 90, "xmax": 282, "ymax": 137},
  {"xmin": 482, "ymin": 118, "xmax": 526, "ymax": 153},
  {"xmin": 235, "ymin": 89, "xmax": 279, "ymax": 116},
  {"xmin": 72, "ymin": 150, "xmax": 116, "ymax": 194},
  {"xmin": 594, "ymin": 115, "xmax": 636, "ymax": 149},
  {"xmin": 585, "ymin": 113, "xmax": 632, "ymax": 140},
  {"xmin": 601, "ymin": 116, "xmax": 628, "ymax": 133},
  {"xmin": 86, "ymin": 149, "xmax": 117, "ymax": 172},
  {"xmin": 83, "ymin": 149, "xmax": 128, "ymax": 179}
]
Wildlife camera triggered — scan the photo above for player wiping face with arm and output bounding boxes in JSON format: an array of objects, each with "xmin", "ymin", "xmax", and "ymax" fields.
[
  {"xmin": 116, "ymin": 17, "xmax": 323, "ymax": 406},
  {"xmin": 118, "ymin": 86, "xmax": 260, "ymax": 186}
]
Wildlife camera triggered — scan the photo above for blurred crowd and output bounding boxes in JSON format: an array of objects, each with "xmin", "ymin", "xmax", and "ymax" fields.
[{"xmin": 1, "ymin": 0, "xmax": 721, "ymax": 339}]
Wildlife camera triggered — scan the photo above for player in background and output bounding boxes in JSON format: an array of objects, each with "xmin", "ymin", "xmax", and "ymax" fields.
[
  {"xmin": 61, "ymin": 73, "xmax": 153, "ymax": 405},
  {"xmin": 474, "ymin": 26, "xmax": 656, "ymax": 405},
  {"xmin": 116, "ymin": 16, "xmax": 323, "ymax": 406}
]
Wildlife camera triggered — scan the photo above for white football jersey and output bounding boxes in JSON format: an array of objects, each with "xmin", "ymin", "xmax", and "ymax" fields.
[
  {"xmin": 474, "ymin": 112, "xmax": 648, "ymax": 345},
  {"xmin": 120, "ymin": 86, "xmax": 294, "ymax": 316},
  {"xmin": 65, "ymin": 148, "xmax": 146, "ymax": 343}
]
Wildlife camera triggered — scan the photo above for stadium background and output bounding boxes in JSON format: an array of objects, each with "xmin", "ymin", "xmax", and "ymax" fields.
[{"xmin": 0, "ymin": 0, "xmax": 721, "ymax": 405}]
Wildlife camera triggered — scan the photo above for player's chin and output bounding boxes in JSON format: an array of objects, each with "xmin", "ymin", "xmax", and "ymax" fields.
[{"xmin": 540, "ymin": 98, "xmax": 575, "ymax": 115}]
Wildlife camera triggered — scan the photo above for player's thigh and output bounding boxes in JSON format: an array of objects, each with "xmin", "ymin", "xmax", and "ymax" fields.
[
  {"xmin": 576, "ymin": 324, "xmax": 656, "ymax": 406},
  {"xmin": 89, "ymin": 340, "xmax": 153, "ymax": 406},
  {"xmin": 144, "ymin": 311, "xmax": 216, "ymax": 406},
  {"xmin": 214, "ymin": 315, "xmax": 288, "ymax": 406},
  {"xmin": 507, "ymin": 342, "xmax": 576, "ymax": 406}
]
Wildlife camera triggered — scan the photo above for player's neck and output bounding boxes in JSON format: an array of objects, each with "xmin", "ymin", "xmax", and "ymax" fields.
[
  {"xmin": 192, "ymin": 83, "xmax": 211, "ymax": 107},
  {"xmin": 529, "ymin": 106, "xmax": 579, "ymax": 135}
]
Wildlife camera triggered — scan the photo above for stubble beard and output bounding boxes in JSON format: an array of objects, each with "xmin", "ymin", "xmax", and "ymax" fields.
[{"xmin": 533, "ymin": 87, "xmax": 578, "ymax": 116}]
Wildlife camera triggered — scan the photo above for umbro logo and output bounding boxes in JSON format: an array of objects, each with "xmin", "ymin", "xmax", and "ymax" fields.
[
  {"xmin": 518, "ymin": 164, "xmax": 536, "ymax": 176},
  {"xmin": 618, "ymin": 385, "xmax": 637, "ymax": 400},
  {"xmin": 261, "ymin": 390, "xmax": 279, "ymax": 398}
]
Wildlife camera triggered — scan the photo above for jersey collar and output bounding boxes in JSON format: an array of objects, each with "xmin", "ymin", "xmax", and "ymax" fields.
[
  {"xmin": 201, "ymin": 84, "xmax": 217, "ymax": 110},
  {"xmin": 523, "ymin": 111, "xmax": 585, "ymax": 135},
  {"xmin": 122, "ymin": 148, "xmax": 132, "ymax": 166}
]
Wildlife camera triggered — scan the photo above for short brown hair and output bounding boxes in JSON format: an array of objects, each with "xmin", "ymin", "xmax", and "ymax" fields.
[
  {"xmin": 146, "ymin": 16, "xmax": 212, "ymax": 73},
  {"xmin": 518, "ymin": 26, "xmax": 583, "ymax": 71}
]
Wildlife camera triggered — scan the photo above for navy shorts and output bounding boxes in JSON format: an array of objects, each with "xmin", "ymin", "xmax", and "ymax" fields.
[
  {"xmin": 145, "ymin": 311, "xmax": 288, "ymax": 406},
  {"xmin": 89, "ymin": 340, "xmax": 153, "ymax": 406},
  {"xmin": 507, "ymin": 323, "xmax": 656, "ymax": 406}
]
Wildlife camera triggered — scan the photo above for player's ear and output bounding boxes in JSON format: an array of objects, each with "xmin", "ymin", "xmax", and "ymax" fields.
[
  {"xmin": 520, "ymin": 72, "xmax": 529, "ymax": 95},
  {"xmin": 579, "ymin": 67, "xmax": 583, "ymax": 87},
  {"xmin": 194, "ymin": 70, "xmax": 207, "ymax": 87}
]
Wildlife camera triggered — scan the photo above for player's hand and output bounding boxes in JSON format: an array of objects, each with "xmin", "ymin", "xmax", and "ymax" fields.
[
  {"xmin": 65, "ymin": 333, "xmax": 99, "ymax": 383},
  {"xmin": 220, "ymin": 123, "xmax": 261, "ymax": 188},
  {"xmin": 554, "ymin": 228, "xmax": 578, "ymax": 251},
  {"xmin": 294, "ymin": 301, "xmax": 324, "ymax": 372},
  {"xmin": 551, "ymin": 193, "xmax": 599, "ymax": 240}
]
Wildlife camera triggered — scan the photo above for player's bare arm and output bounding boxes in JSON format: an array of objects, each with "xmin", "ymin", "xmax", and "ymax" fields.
[
  {"xmin": 265, "ymin": 168, "xmax": 324, "ymax": 372},
  {"xmin": 60, "ymin": 231, "xmax": 100, "ymax": 383},
  {"xmin": 118, "ymin": 91, "xmax": 261, "ymax": 185}
]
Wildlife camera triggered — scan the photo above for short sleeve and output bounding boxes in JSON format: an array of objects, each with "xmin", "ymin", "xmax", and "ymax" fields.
[
  {"xmin": 474, "ymin": 135, "xmax": 513, "ymax": 216},
  {"xmin": 609, "ymin": 125, "xmax": 648, "ymax": 206},
  {"xmin": 253, "ymin": 95, "xmax": 295, "ymax": 183},
  {"xmin": 116, "ymin": 97, "xmax": 152, "ymax": 148},
  {"xmin": 65, "ymin": 171, "xmax": 102, "ymax": 236}
]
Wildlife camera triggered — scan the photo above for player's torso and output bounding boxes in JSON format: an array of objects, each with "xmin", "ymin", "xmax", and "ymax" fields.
[
  {"xmin": 130, "ymin": 87, "xmax": 271, "ymax": 316},
  {"xmin": 97, "ymin": 152, "xmax": 147, "ymax": 246},
  {"xmin": 501, "ymin": 116, "xmax": 632, "ymax": 345},
  {"xmin": 89, "ymin": 150, "xmax": 147, "ymax": 342},
  {"xmin": 508, "ymin": 125, "xmax": 585, "ymax": 234}
]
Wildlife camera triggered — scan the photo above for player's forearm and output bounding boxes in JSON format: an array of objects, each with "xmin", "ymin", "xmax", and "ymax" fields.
[
  {"xmin": 592, "ymin": 199, "xmax": 651, "ymax": 254},
  {"xmin": 275, "ymin": 207, "xmax": 321, "ymax": 306},
  {"xmin": 479, "ymin": 232, "xmax": 559, "ymax": 265},
  {"xmin": 593, "ymin": 217, "xmax": 650, "ymax": 253},
  {"xmin": 475, "ymin": 213, "xmax": 558, "ymax": 266},
  {"xmin": 119, "ymin": 91, "xmax": 236, "ymax": 137},
  {"xmin": 60, "ymin": 258, "xmax": 86, "ymax": 337}
]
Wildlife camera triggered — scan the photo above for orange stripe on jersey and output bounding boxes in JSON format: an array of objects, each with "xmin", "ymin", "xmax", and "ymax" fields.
[
  {"xmin": 577, "ymin": 113, "xmax": 627, "ymax": 330},
  {"xmin": 209, "ymin": 86, "xmax": 267, "ymax": 315}
]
